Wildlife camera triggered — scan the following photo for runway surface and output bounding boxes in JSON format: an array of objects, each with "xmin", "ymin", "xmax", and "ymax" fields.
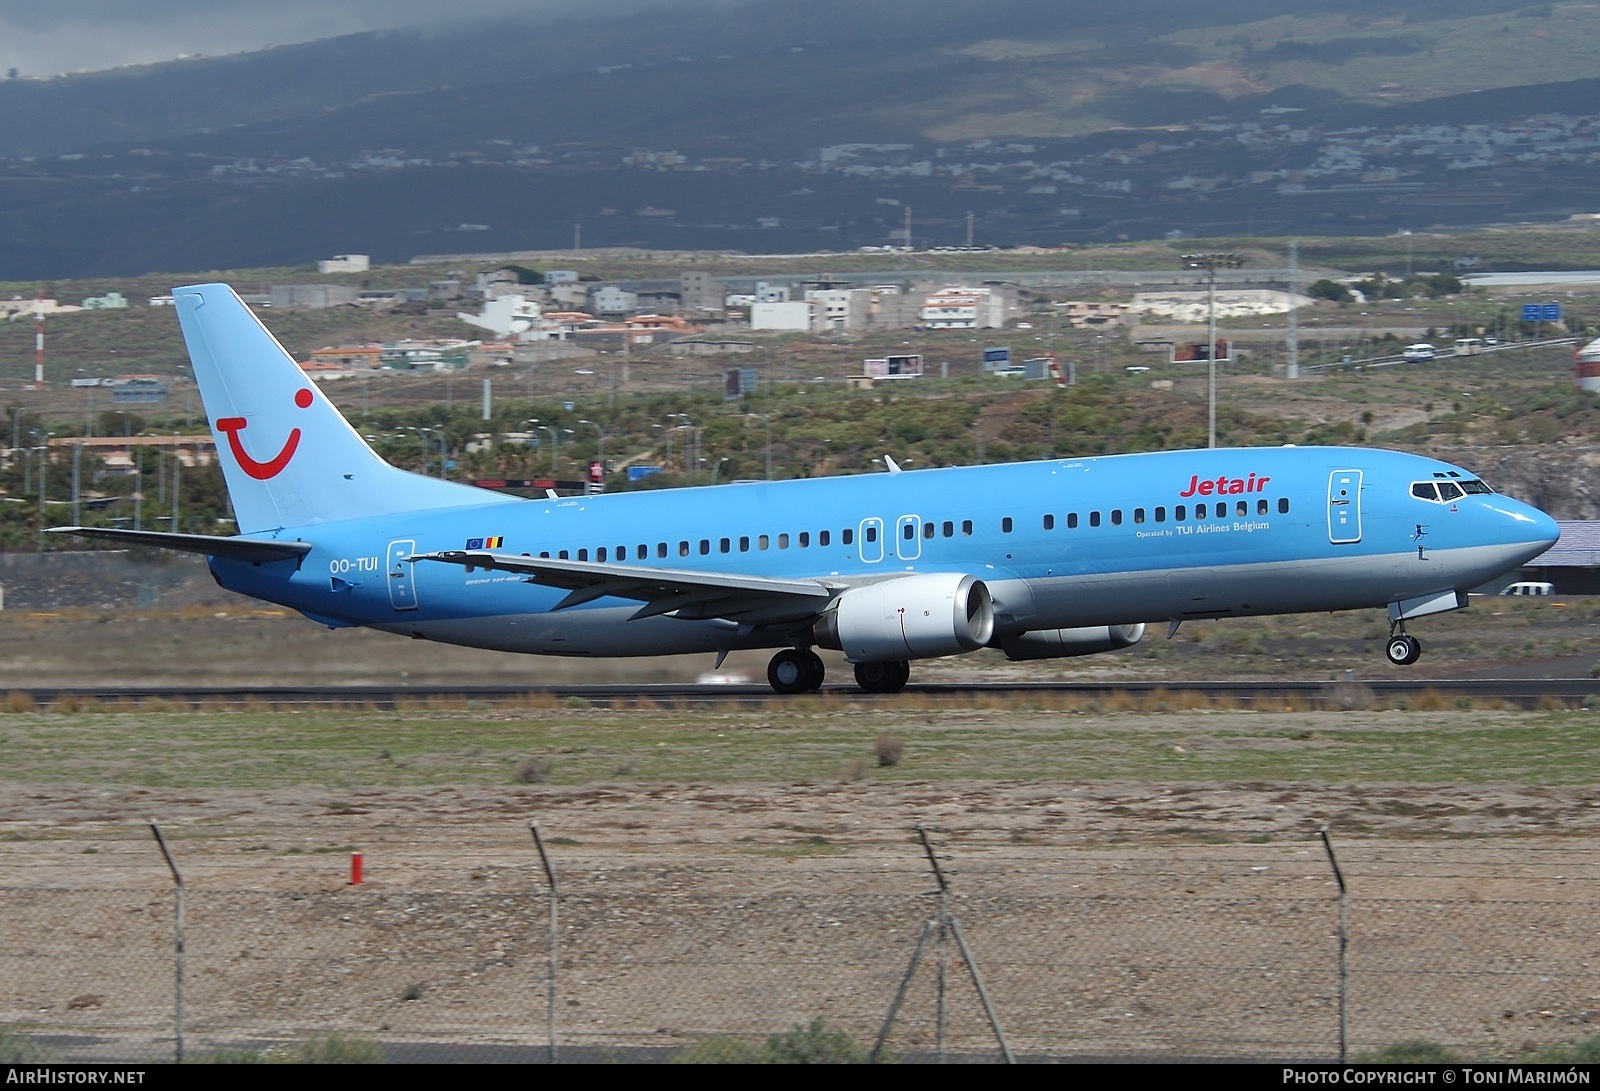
[{"xmin": 12, "ymin": 677, "xmax": 1600, "ymax": 709}]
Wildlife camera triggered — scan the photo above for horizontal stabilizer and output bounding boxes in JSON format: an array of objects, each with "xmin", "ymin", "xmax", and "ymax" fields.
[{"xmin": 46, "ymin": 526, "xmax": 312, "ymax": 563}]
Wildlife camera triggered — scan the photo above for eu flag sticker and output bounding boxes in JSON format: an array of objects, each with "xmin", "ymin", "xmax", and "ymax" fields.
[
  {"xmin": 465, "ymin": 538, "xmax": 484, "ymax": 550},
  {"xmin": 464, "ymin": 536, "xmax": 504, "ymax": 550}
]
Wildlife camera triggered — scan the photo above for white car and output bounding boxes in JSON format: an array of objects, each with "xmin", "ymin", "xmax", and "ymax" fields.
[
  {"xmin": 1402, "ymin": 343, "xmax": 1436, "ymax": 363},
  {"xmin": 1500, "ymin": 581, "xmax": 1554, "ymax": 597}
]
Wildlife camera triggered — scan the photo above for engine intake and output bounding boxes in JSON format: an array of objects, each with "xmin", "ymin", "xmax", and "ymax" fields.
[
  {"xmin": 1000, "ymin": 624, "xmax": 1146, "ymax": 661},
  {"xmin": 813, "ymin": 573, "xmax": 994, "ymax": 662}
]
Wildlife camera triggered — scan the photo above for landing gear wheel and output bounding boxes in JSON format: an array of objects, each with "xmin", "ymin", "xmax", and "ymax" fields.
[
  {"xmin": 854, "ymin": 660, "xmax": 911, "ymax": 694},
  {"xmin": 1385, "ymin": 634, "xmax": 1422, "ymax": 666},
  {"xmin": 803, "ymin": 650, "xmax": 826, "ymax": 692},
  {"xmin": 768, "ymin": 649, "xmax": 814, "ymax": 695}
]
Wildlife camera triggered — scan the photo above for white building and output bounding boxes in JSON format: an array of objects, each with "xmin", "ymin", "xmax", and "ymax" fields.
[
  {"xmin": 751, "ymin": 300, "xmax": 814, "ymax": 331},
  {"xmin": 805, "ymin": 288, "xmax": 873, "ymax": 332},
  {"xmin": 589, "ymin": 286, "xmax": 638, "ymax": 317},
  {"xmin": 919, "ymin": 287, "xmax": 1008, "ymax": 329},
  {"xmin": 457, "ymin": 294, "xmax": 544, "ymax": 339},
  {"xmin": 317, "ymin": 254, "xmax": 370, "ymax": 274}
]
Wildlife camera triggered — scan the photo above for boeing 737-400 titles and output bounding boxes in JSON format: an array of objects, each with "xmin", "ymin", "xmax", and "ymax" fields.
[{"xmin": 55, "ymin": 284, "xmax": 1560, "ymax": 693}]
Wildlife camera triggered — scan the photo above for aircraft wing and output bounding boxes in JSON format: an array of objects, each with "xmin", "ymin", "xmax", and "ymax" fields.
[
  {"xmin": 46, "ymin": 526, "xmax": 312, "ymax": 563},
  {"xmin": 411, "ymin": 549, "xmax": 839, "ymax": 624}
]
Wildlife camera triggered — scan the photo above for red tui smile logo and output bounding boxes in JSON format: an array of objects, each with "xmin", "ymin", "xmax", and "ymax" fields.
[{"xmin": 216, "ymin": 389, "xmax": 312, "ymax": 480}]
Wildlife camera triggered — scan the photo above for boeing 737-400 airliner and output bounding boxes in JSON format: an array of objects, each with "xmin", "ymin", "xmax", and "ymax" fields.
[{"xmin": 55, "ymin": 284, "xmax": 1559, "ymax": 693}]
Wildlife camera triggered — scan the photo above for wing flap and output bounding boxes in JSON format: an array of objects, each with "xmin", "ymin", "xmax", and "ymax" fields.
[{"xmin": 412, "ymin": 549, "xmax": 837, "ymax": 623}]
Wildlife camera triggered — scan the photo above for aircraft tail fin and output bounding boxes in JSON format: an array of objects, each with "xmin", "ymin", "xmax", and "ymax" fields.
[{"xmin": 173, "ymin": 283, "xmax": 508, "ymax": 534}]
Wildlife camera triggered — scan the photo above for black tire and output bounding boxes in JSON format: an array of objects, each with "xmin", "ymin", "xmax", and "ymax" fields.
[
  {"xmin": 855, "ymin": 660, "xmax": 911, "ymax": 694},
  {"xmin": 803, "ymin": 650, "xmax": 826, "ymax": 692},
  {"xmin": 768, "ymin": 649, "xmax": 812, "ymax": 694},
  {"xmin": 1385, "ymin": 635, "xmax": 1420, "ymax": 666}
]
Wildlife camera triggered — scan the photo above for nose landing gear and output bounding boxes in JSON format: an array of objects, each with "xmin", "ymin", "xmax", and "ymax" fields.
[
  {"xmin": 767, "ymin": 648, "xmax": 825, "ymax": 694},
  {"xmin": 1385, "ymin": 622, "xmax": 1422, "ymax": 666}
]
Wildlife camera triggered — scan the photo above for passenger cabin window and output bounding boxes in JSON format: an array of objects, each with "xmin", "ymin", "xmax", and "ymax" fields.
[
  {"xmin": 1277, "ymin": 498, "xmax": 1290, "ymax": 514},
  {"xmin": 903, "ymin": 523, "xmax": 915, "ymax": 540},
  {"xmin": 1175, "ymin": 505, "xmax": 1186, "ymax": 521},
  {"xmin": 1214, "ymin": 502, "xmax": 1227, "ymax": 518},
  {"xmin": 656, "ymin": 543, "xmax": 667, "ymax": 559},
  {"xmin": 1134, "ymin": 508, "xmax": 1146, "ymax": 525},
  {"xmin": 1195, "ymin": 505, "xmax": 1206, "ymax": 521},
  {"xmin": 699, "ymin": 540, "xmax": 710, "ymax": 555},
  {"xmin": 1043, "ymin": 514, "xmax": 1055, "ymax": 530},
  {"xmin": 864, "ymin": 526, "xmax": 877, "ymax": 543},
  {"xmin": 1235, "ymin": 501, "xmax": 1248, "ymax": 517},
  {"xmin": 720, "ymin": 537, "xmax": 731, "ymax": 553},
  {"xmin": 1256, "ymin": 499, "xmax": 1268, "ymax": 515},
  {"xmin": 540, "ymin": 551, "xmax": 550, "ymax": 559},
  {"xmin": 923, "ymin": 522, "xmax": 934, "ymax": 539},
  {"xmin": 1155, "ymin": 507, "xmax": 1166, "ymax": 523},
  {"xmin": 679, "ymin": 541, "xmax": 690, "ymax": 557},
  {"xmin": 758, "ymin": 535, "xmax": 769, "ymax": 551},
  {"xmin": 1067, "ymin": 513, "xmax": 1078, "ymax": 529},
  {"xmin": 778, "ymin": 533, "xmax": 790, "ymax": 549},
  {"xmin": 819, "ymin": 530, "xmax": 831, "ymax": 547},
  {"xmin": 1002, "ymin": 517, "xmax": 1013, "ymax": 534},
  {"xmin": 739, "ymin": 536, "xmax": 750, "ymax": 552},
  {"xmin": 558, "ymin": 549, "xmax": 570, "ymax": 559},
  {"xmin": 577, "ymin": 549, "xmax": 588, "ymax": 561},
  {"xmin": 1110, "ymin": 510, "xmax": 1123, "ymax": 526},
  {"xmin": 1089, "ymin": 511, "xmax": 1101, "ymax": 527},
  {"xmin": 842, "ymin": 528, "xmax": 854, "ymax": 545},
  {"xmin": 799, "ymin": 532, "xmax": 810, "ymax": 547},
  {"xmin": 942, "ymin": 521, "xmax": 953, "ymax": 538},
  {"xmin": 597, "ymin": 547, "xmax": 607, "ymax": 562},
  {"xmin": 637, "ymin": 544, "xmax": 647, "ymax": 560},
  {"xmin": 961, "ymin": 520, "xmax": 973, "ymax": 536}
]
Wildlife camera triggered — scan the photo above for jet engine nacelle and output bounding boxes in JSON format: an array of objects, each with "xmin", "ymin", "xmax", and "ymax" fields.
[
  {"xmin": 999, "ymin": 623, "xmax": 1146, "ymax": 661},
  {"xmin": 813, "ymin": 573, "xmax": 995, "ymax": 662}
]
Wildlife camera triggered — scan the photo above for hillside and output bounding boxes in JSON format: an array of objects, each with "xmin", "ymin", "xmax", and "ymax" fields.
[{"xmin": 5, "ymin": 2, "xmax": 1600, "ymax": 276}]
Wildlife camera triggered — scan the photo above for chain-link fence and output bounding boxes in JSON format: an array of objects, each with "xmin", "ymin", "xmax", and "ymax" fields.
[{"xmin": 4, "ymin": 835, "xmax": 1598, "ymax": 1063}]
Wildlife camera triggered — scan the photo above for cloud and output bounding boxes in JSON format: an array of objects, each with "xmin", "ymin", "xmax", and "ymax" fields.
[{"xmin": 0, "ymin": 1, "xmax": 739, "ymax": 77}]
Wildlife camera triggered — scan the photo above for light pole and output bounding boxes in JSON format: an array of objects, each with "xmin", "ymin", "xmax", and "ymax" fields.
[
  {"xmin": 667, "ymin": 413, "xmax": 696, "ymax": 475},
  {"xmin": 746, "ymin": 412, "xmax": 772, "ymax": 480},
  {"xmin": 408, "ymin": 426, "xmax": 448, "ymax": 479},
  {"xmin": 1182, "ymin": 252, "xmax": 1243, "ymax": 449},
  {"xmin": 710, "ymin": 457, "xmax": 730, "ymax": 483}
]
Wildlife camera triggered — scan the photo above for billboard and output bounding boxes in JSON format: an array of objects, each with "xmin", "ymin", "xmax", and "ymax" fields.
[
  {"xmin": 864, "ymin": 354, "xmax": 924, "ymax": 379},
  {"xmin": 982, "ymin": 346, "xmax": 1011, "ymax": 372},
  {"xmin": 723, "ymin": 367, "xmax": 759, "ymax": 399},
  {"xmin": 1172, "ymin": 341, "xmax": 1231, "ymax": 363}
]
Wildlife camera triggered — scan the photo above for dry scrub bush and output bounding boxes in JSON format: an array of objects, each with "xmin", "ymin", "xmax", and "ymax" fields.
[
  {"xmin": 874, "ymin": 733, "xmax": 904, "ymax": 767},
  {"xmin": 6, "ymin": 691, "xmax": 35, "ymax": 713},
  {"xmin": 1538, "ymin": 695, "xmax": 1570, "ymax": 712},
  {"xmin": 1323, "ymin": 681, "xmax": 1377, "ymax": 711},
  {"xmin": 515, "ymin": 756, "xmax": 553, "ymax": 784},
  {"xmin": 1411, "ymin": 689, "xmax": 1450, "ymax": 712},
  {"xmin": 49, "ymin": 694, "xmax": 80, "ymax": 714}
]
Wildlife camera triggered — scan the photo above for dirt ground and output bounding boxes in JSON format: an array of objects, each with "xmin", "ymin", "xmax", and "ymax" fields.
[{"xmin": 6, "ymin": 773, "xmax": 1600, "ymax": 1061}]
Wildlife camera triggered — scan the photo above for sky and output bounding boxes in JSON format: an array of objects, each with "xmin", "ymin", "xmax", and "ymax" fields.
[{"xmin": 0, "ymin": 1, "xmax": 726, "ymax": 77}]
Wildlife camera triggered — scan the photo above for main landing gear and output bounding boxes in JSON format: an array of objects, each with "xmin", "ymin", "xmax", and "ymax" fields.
[
  {"xmin": 853, "ymin": 660, "xmax": 911, "ymax": 694},
  {"xmin": 1385, "ymin": 622, "xmax": 1423, "ymax": 666},
  {"xmin": 768, "ymin": 648, "xmax": 825, "ymax": 694}
]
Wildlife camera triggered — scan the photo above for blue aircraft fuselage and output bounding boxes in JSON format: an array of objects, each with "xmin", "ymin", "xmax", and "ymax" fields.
[{"xmin": 212, "ymin": 445, "xmax": 1556, "ymax": 660}]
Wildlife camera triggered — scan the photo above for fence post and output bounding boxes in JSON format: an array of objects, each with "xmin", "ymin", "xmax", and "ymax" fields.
[
  {"xmin": 1319, "ymin": 823, "xmax": 1348, "ymax": 1064},
  {"xmin": 148, "ymin": 820, "xmax": 184, "ymax": 1065},
  {"xmin": 529, "ymin": 821, "xmax": 558, "ymax": 1064}
]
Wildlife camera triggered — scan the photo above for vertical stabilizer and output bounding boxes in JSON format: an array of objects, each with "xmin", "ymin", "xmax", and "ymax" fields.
[{"xmin": 174, "ymin": 283, "xmax": 509, "ymax": 534}]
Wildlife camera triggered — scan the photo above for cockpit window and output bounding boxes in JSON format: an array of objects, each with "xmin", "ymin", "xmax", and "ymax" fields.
[
  {"xmin": 1411, "ymin": 482, "xmax": 1439, "ymax": 501},
  {"xmin": 1460, "ymin": 479, "xmax": 1493, "ymax": 494},
  {"xmin": 1438, "ymin": 481, "xmax": 1464, "ymax": 501}
]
